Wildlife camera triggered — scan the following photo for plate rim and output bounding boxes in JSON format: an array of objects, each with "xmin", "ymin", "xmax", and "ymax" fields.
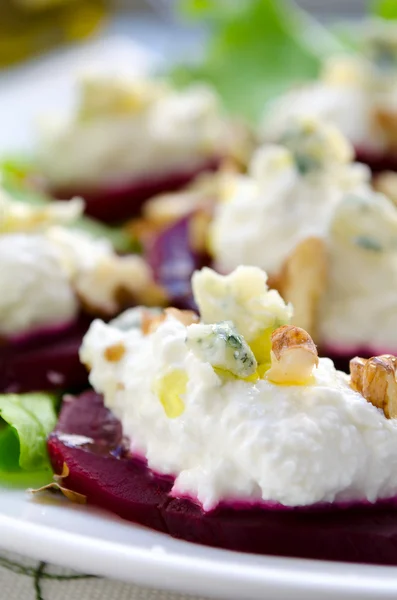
[{"xmin": 1, "ymin": 502, "xmax": 397, "ymax": 600}]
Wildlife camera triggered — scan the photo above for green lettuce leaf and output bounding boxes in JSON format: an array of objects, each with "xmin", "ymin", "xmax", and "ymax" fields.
[
  {"xmin": 171, "ymin": 0, "xmax": 342, "ymax": 123},
  {"xmin": 0, "ymin": 393, "xmax": 58, "ymax": 476},
  {"xmin": 0, "ymin": 156, "xmax": 134, "ymax": 253},
  {"xmin": 372, "ymin": 0, "xmax": 397, "ymax": 19}
]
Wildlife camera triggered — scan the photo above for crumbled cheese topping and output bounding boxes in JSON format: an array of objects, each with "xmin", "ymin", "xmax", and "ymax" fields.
[
  {"xmin": 192, "ymin": 266, "xmax": 292, "ymax": 343},
  {"xmin": 279, "ymin": 115, "xmax": 353, "ymax": 173},
  {"xmin": 210, "ymin": 117, "xmax": 370, "ymax": 277},
  {"xmin": 186, "ymin": 321, "xmax": 257, "ymax": 379},
  {"xmin": 329, "ymin": 190, "xmax": 397, "ymax": 253}
]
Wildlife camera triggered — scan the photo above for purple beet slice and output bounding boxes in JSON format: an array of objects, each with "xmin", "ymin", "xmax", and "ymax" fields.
[
  {"xmin": 145, "ymin": 215, "xmax": 210, "ymax": 311},
  {"xmin": 0, "ymin": 315, "xmax": 91, "ymax": 393},
  {"xmin": 48, "ymin": 392, "xmax": 171, "ymax": 531},
  {"xmin": 51, "ymin": 159, "xmax": 220, "ymax": 223},
  {"xmin": 48, "ymin": 391, "xmax": 397, "ymax": 565}
]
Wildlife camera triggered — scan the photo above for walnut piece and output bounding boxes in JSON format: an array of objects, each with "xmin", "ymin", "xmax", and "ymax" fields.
[
  {"xmin": 374, "ymin": 108, "xmax": 397, "ymax": 153},
  {"xmin": 275, "ymin": 237, "xmax": 327, "ymax": 340},
  {"xmin": 141, "ymin": 307, "xmax": 199, "ymax": 335},
  {"xmin": 266, "ymin": 325, "xmax": 319, "ymax": 385},
  {"xmin": 103, "ymin": 342, "xmax": 126, "ymax": 363},
  {"xmin": 349, "ymin": 356, "xmax": 367, "ymax": 394},
  {"xmin": 165, "ymin": 308, "xmax": 199, "ymax": 326},
  {"xmin": 373, "ymin": 171, "xmax": 397, "ymax": 207},
  {"xmin": 349, "ymin": 354, "xmax": 397, "ymax": 419}
]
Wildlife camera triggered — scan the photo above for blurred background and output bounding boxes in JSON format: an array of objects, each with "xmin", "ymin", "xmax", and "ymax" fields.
[
  {"xmin": 0, "ymin": 0, "xmax": 366, "ymax": 70},
  {"xmin": 0, "ymin": 0, "xmax": 369, "ymax": 154}
]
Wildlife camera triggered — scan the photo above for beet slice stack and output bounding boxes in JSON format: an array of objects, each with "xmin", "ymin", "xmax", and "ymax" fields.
[
  {"xmin": 48, "ymin": 391, "xmax": 397, "ymax": 565},
  {"xmin": 0, "ymin": 315, "xmax": 91, "ymax": 393}
]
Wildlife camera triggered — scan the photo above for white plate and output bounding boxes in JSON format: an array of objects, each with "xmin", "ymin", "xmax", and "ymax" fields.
[
  {"xmin": 0, "ymin": 485, "xmax": 397, "ymax": 600},
  {"xmin": 1, "ymin": 12, "xmax": 397, "ymax": 600}
]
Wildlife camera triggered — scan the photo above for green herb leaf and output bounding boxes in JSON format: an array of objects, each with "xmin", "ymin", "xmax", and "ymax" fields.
[
  {"xmin": 172, "ymin": 0, "xmax": 340, "ymax": 123},
  {"xmin": 372, "ymin": 0, "xmax": 397, "ymax": 20},
  {"xmin": 0, "ymin": 393, "xmax": 58, "ymax": 475}
]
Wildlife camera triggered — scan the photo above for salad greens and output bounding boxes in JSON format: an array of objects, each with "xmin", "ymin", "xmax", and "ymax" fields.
[
  {"xmin": 0, "ymin": 156, "xmax": 134, "ymax": 253},
  {"xmin": 172, "ymin": 0, "xmax": 396, "ymax": 124},
  {"xmin": 0, "ymin": 393, "xmax": 58, "ymax": 484},
  {"xmin": 373, "ymin": 0, "xmax": 397, "ymax": 20},
  {"xmin": 171, "ymin": 0, "xmax": 340, "ymax": 123}
]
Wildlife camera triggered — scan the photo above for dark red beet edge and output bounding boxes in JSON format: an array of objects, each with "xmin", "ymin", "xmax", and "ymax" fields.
[
  {"xmin": 52, "ymin": 159, "xmax": 220, "ymax": 223},
  {"xmin": 48, "ymin": 391, "xmax": 397, "ymax": 564},
  {"xmin": 355, "ymin": 146, "xmax": 397, "ymax": 174},
  {"xmin": 0, "ymin": 315, "xmax": 91, "ymax": 393}
]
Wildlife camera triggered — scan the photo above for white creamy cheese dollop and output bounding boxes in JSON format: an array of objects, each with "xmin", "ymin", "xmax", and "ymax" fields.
[
  {"xmin": 37, "ymin": 74, "xmax": 228, "ymax": 190},
  {"xmin": 0, "ymin": 234, "xmax": 78, "ymax": 335},
  {"xmin": 81, "ymin": 303, "xmax": 397, "ymax": 511},
  {"xmin": 211, "ymin": 116, "xmax": 371, "ymax": 276},
  {"xmin": 319, "ymin": 191, "xmax": 397, "ymax": 351},
  {"xmin": 0, "ymin": 188, "xmax": 155, "ymax": 335},
  {"xmin": 210, "ymin": 117, "xmax": 397, "ymax": 351},
  {"xmin": 261, "ymin": 19, "xmax": 397, "ymax": 155}
]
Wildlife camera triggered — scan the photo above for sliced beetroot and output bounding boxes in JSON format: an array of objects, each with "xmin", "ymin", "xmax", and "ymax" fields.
[
  {"xmin": 55, "ymin": 390, "xmax": 122, "ymax": 443},
  {"xmin": 48, "ymin": 391, "xmax": 171, "ymax": 531},
  {"xmin": 48, "ymin": 391, "xmax": 397, "ymax": 565},
  {"xmin": 0, "ymin": 315, "xmax": 91, "ymax": 393},
  {"xmin": 52, "ymin": 159, "xmax": 220, "ymax": 223},
  {"xmin": 164, "ymin": 498, "xmax": 397, "ymax": 564},
  {"xmin": 145, "ymin": 216, "xmax": 209, "ymax": 311},
  {"xmin": 355, "ymin": 146, "xmax": 397, "ymax": 174}
]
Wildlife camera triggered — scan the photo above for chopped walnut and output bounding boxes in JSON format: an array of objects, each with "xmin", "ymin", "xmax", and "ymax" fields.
[
  {"xmin": 104, "ymin": 342, "xmax": 126, "ymax": 363},
  {"xmin": 75, "ymin": 255, "xmax": 167, "ymax": 317},
  {"xmin": 189, "ymin": 209, "xmax": 213, "ymax": 253},
  {"xmin": 125, "ymin": 218, "xmax": 163, "ymax": 246},
  {"xmin": 165, "ymin": 308, "xmax": 199, "ymax": 326},
  {"xmin": 374, "ymin": 108, "xmax": 397, "ymax": 152},
  {"xmin": 349, "ymin": 354, "xmax": 397, "ymax": 419},
  {"xmin": 349, "ymin": 356, "xmax": 367, "ymax": 394},
  {"xmin": 266, "ymin": 325, "xmax": 318, "ymax": 385},
  {"xmin": 141, "ymin": 307, "xmax": 199, "ymax": 335},
  {"xmin": 276, "ymin": 237, "xmax": 327, "ymax": 340},
  {"xmin": 373, "ymin": 171, "xmax": 397, "ymax": 207},
  {"xmin": 222, "ymin": 120, "xmax": 256, "ymax": 168},
  {"xmin": 141, "ymin": 310, "xmax": 166, "ymax": 335},
  {"xmin": 143, "ymin": 188, "xmax": 206, "ymax": 226}
]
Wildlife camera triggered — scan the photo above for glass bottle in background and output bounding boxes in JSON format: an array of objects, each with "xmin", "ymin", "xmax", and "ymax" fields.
[{"xmin": 0, "ymin": 0, "xmax": 109, "ymax": 68}]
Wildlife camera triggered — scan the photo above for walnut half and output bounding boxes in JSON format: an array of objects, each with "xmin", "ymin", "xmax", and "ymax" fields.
[
  {"xmin": 274, "ymin": 237, "xmax": 327, "ymax": 341},
  {"xmin": 350, "ymin": 354, "xmax": 397, "ymax": 419},
  {"xmin": 266, "ymin": 325, "xmax": 319, "ymax": 385}
]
